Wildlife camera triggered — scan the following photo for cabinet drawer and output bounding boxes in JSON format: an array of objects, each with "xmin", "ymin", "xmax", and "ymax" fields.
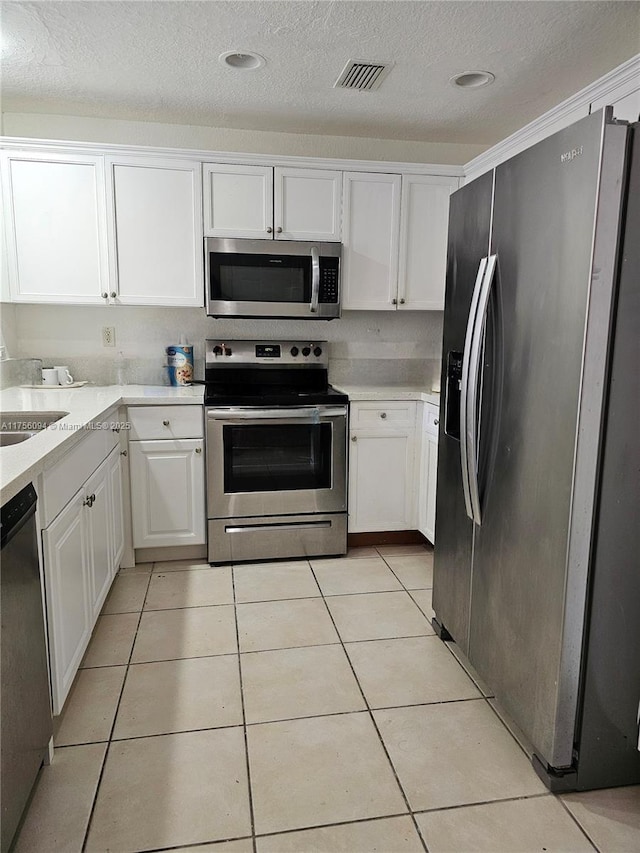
[
  {"xmin": 423, "ymin": 402, "xmax": 440, "ymax": 438},
  {"xmin": 350, "ymin": 401, "xmax": 417, "ymax": 430},
  {"xmin": 42, "ymin": 410, "xmax": 120, "ymax": 527},
  {"xmin": 128, "ymin": 405, "xmax": 203, "ymax": 440}
]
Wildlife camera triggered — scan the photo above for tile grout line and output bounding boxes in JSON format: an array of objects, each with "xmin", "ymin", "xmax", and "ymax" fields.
[
  {"xmin": 555, "ymin": 796, "xmax": 603, "ymax": 853},
  {"xmin": 231, "ymin": 564, "xmax": 258, "ymax": 853},
  {"xmin": 80, "ymin": 564, "xmax": 154, "ymax": 852},
  {"xmin": 307, "ymin": 560, "xmax": 432, "ymax": 853}
]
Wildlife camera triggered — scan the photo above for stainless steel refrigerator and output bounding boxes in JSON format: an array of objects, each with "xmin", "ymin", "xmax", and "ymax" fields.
[{"xmin": 433, "ymin": 107, "xmax": 640, "ymax": 792}]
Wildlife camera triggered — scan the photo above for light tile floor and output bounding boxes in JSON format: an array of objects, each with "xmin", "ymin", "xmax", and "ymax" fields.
[{"xmin": 14, "ymin": 546, "xmax": 640, "ymax": 852}]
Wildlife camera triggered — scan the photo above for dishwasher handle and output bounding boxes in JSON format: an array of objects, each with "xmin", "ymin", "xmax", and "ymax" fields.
[{"xmin": 1, "ymin": 483, "xmax": 37, "ymax": 549}]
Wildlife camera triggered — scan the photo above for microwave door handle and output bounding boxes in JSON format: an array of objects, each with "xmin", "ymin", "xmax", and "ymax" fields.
[{"xmin": 310, "ymin": 247, "xmax": 320, "ymax": 313}]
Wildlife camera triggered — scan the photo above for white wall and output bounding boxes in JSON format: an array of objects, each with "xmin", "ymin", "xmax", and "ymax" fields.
[
  {"xmin": 0, "ymin": 112, "xmax": 484, "ymax": 166},
  {"xmin": 11, "ymin": 304, "xmax": 444, "ymax": 389}
]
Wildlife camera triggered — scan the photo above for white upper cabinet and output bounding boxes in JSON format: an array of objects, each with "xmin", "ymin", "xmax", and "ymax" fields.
[
  {"xmin": 274, "ymin": 167, "xmax": 342, "ymax": 241},
  {"xmin": 203, "ymin": 163, "xmax": 273, "ymax": 239},
  {"xmin": 397, "ymin": 175, "xmax": 456, "ymax": 311},
  {"xmin": 2, "ymin": 152, "xmax": 109, "ymax": 303},
  {"xmin": 203, "ymin": 164, "xmax": 342, "ymax": 241},
  {"xmin": 341, "ymin": 172, "xmax": 401, "ymax": 310},
  {"xmin": 106, "ymin": 157, "xmax": 203, "ymax": 306}
]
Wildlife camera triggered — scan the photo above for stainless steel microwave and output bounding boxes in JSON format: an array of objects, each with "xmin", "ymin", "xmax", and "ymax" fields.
[{"xmin": 205, "ymin": 238, "xmax": 341, "ymax": 319}]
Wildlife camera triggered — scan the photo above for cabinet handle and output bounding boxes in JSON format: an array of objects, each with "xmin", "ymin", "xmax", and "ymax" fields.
[
  {"xmin": 399, "ymin": 298, "xmax": 405, "ymax": 305},
  {"xmin": 391, "ymin": 298, "xmax": 397, "ymax": 305},
  {"xmin": 351, "ymin": 435, "xmax": 357, "ymax": 442},
  {"xmin": 380, "ymin": 412, "xmax": 387, "ymax": 419},
  {"xmin": 120, "ymin": 449, "xmax": 128, "ymax": 457},
  {"xmin": 83, "ymin": 496, "xmax": 92, "ymax": 507},
  {"xmin": 276, "ymin": 226, "xmax": 283, "ymax": 234},
  {"xmin": 101, "ymin": 292, "xmax": 108, "ymax": 299},
  {"xmin": 110, "ymin": 291, "xmax": 117, "ymax": 298},
  {"xmin": 195, "ymin": 447, "xmax": 202, "ymax": 454},
  {"xmin": 266, "ymin": 226, "xmax": 273, "ymax": 233},
  {"xmin": 162, "ymin": 420, "xmax": 170, "ymax": 426},
  {"xmin": 434, "ymin": 419, "xmax": 439, "ymax": 425}
]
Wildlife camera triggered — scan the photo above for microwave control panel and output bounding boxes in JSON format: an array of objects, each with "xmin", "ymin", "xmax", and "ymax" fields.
[{"xmin": 319, "ymin": 258, "xmax": 340, "ymax": 303}]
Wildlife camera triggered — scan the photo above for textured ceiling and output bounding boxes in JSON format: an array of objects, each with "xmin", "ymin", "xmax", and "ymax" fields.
[{"xmin": 1, "ymin": 1, "xmax": 639, "ymax": 145}]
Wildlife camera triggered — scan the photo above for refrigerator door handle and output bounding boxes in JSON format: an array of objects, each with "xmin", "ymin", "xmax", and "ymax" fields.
[
  {"xmin": 460, "ymin": 256, "xmax": 488, "ymax": 521},
  {"xmin": 466, "ymin": 253, "xmax": 498, "ymax": 525}
]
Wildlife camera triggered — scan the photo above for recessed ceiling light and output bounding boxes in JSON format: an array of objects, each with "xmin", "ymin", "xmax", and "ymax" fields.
[
  {"xmin": 219, "ymin": 50, "xmax": 265, "ymax": 71},
  {"xmin": 450, "ymin": 71, "xmax": 495, "ymax": 89}
]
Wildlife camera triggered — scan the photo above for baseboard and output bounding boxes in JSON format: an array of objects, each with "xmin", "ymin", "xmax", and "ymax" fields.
[
  {"xmin": 348, "ymin": 530, "xmax": 430, "ymax": 547},
  {"xmin": 135, "ymin": 544, "xmax": 207, "ymax": 563}
]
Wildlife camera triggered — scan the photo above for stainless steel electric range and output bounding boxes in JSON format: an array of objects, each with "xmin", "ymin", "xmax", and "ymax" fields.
[{"xmin": 205, "ymin": 340, "xmax": 348, "ymax": 564}]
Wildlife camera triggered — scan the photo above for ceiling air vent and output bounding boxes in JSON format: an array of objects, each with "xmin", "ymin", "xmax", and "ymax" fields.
[{"xmin": 334, "ymin": 59, "xmax": 393, "ymax": 92}]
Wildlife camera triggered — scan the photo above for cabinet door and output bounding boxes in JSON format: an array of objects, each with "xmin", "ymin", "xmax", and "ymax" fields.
[
  {"xmin": 398, "ymin": 175, "xmax": 456, "ymax": 310},
  {"xmin": 130, "ymin": 438, "xmax": 206, "ymax": 548},
  {"xmin": 341, "ymin": 172, "xmax": 401, "ymax": 310},
  {"xmin": 274, "ymin": 167, "xmax": 342, "ymax": 241},
  {"xmin": 85, "ymin": 458, "xmax": 113, "ymax": 621},
  {"xmin": 107, "ymin": 158, "xmax": 203, "ymax": 306},
  {"xmin": 203, "ymin": 164, "xmax": 273, "ymax": 238},
  {"xmin": 348, "ymin": 430, "xmax": 415, "ymax": 532},
  {"xmin": 42, "ymin": 491, "xmax": 91, "ymax": 714},
  {"xmin": 2, "ymin": 153, "xmax": 108, "ymax": 304},
  {"xmin": 425, "ymin": 436, "xmax": 438, "ymax": 543},
  {"xmin": 108, "ymin": 446, "xmax": 125, "ymax": 576}
]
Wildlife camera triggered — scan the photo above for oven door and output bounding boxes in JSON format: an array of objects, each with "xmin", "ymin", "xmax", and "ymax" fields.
[
  {"xmin": 206, "ymin": 406, "xmax": 347, "ymax": 518},
  {"xmin": 205, "ymin": 238, "xmax": 340, "ymax": 319}
]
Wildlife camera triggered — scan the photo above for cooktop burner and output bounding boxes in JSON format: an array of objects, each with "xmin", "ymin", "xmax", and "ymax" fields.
[{"xmin": 204, "ymin": 339, "xmax": 347, "ymax": 408}]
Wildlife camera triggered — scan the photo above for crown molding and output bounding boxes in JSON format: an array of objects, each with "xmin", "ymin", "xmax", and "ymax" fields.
[
  {"xmin": 463, "ymin": 53, "xmax": 640, "ymax": 183},
  {"xmin": 0, "ymin": 135, "xmax": 464, "ymax": 178}
]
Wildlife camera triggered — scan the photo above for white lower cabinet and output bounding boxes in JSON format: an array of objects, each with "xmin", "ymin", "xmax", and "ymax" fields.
[
  {"xmin": 42, "ymin": 492, "xmax": 91, "ymax": 714},
  {"xmin": 130, "ymin": 438, "xmax": 205, "ymax": 548},
  {"xmin": 42, "ymin": 443, "xmax": 124, "ymax": 714},
  {"xmin": 348, "ymin": 402, "xmax": 417, "ymax": 533},
  {"xmin": 418, "ymin": 402, "xmax": 440, "ymax": 543}
]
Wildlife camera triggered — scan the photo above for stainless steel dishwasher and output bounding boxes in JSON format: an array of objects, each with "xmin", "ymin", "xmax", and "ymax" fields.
[{"xmin": 1, "ymin": 483, "xmax": 52, "ymax": 852}]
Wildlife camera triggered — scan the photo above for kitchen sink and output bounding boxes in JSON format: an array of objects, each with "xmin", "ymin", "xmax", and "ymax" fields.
[
  {"xmin": 0, "ymin": 411, "xmax": 69, "ymax": 446},
  {"xmin": 0, "ymin": 431, "xmax": 36, "ymax": 446}
]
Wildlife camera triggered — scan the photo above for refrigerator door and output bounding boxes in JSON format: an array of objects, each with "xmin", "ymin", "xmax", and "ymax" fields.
[
  {"xmin": 468, "ymin": 110, "xmax": 630, "ymax": 770},
  {"xmin": 433, "ymin": 170, "xmax": 493, "ymax": 653}
]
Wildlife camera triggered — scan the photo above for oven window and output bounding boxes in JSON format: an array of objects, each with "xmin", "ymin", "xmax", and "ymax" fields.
[
  {"xmin": 223, "ymin": 423, "xmax": 332, "ymax": 493},
  {"xmin": 210, "ymin": 254, "xmax": 311, "ymax": 303}
]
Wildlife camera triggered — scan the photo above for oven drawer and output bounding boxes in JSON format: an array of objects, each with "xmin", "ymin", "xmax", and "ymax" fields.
[
  {"xmin": 209, "ymin": 513, "xmax": 347, "ymax": 564},
  {"xmin": 350, "ymin": 401, "xmax": 417, "ymax": 430},
  {"xmin": 128, "ymin": 405, "xmax": 203, "ymax": 440}
]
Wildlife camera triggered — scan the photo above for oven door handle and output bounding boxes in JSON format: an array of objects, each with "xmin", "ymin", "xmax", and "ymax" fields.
[
  {"xmin": 207, "ymin": 406, "xmax": 347, "ymax": 420},
  {"xmin": 310, "ymin": 246, "xmax": 320, "ymax": 314}
]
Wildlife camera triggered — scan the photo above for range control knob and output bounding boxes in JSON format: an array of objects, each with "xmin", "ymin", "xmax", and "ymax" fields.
[
  {"xmin": 290, "ymin": 346, "xmax": 299, "ymax": 357},
  {"xmin": 313, "ymin": 346, "xmax": 323, "ymax": 358},
  {"xmin": 302, "ymin": 346, "xmax": 311, "ymax": 357},
  {"xmin": 213, "ymin": 345, "xmax": 223, "ymax": 356}
]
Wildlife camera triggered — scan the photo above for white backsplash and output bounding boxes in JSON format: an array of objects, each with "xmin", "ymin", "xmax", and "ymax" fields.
[{"xmin": 7, "ymin": 304, "xmax": 443, "ymax": 388}]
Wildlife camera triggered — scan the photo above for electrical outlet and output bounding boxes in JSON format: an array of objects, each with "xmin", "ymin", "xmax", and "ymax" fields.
[{"xmin": 102, "ymin": 326, "xmax": 116, "ymax": 347}]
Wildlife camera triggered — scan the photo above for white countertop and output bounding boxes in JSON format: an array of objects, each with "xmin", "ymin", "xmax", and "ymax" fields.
[
  {"xmin": 0, "ymin": 384, "xmax": 204, "ymax": 505},
  {"xmin": 333, "ymin": 383, "xmax": 441, "ymax": 406}
]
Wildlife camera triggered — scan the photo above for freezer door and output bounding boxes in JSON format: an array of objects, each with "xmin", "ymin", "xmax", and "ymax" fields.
[
  {"xmin": 468, "ymin": 110, "xmax": 629, "ymax": 770},
  {"xmin": 432, "ymin": 170, "xmax": 493, "ymax": 653}
]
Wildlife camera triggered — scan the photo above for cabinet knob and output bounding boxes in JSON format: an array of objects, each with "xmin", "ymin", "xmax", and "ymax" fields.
[
  {"xmin": 112, "ymin": 425, "xmax": 121, "ymax": 433},
  {"xmin": 120, "ymin": 449, "xmax": 128, "ymax": 457},
  {"xmin": 399, "ymin": 298, "xmax": 405, "ymax": 305},
  {"xmin": 110, "ymin": 291, "xmax": 117, "ymax": 298},
  {"xmin": 276, "ymin": 226, "xmax": 283, "ymax": 234},
  {"xmin": 380, "ymin": 412, "xmax": 387, "ymax": 419},
  {"xmin": 351, "ymin": 435, "xmax": 357, "ymax": 442},
  {"xmin": 391, "ymin": 298, "xmax": 397, "ymax": 305},
  {"xmin": 434, "ymin": 418, "xmax": 439, "ymax": 425},
  {"xmin": 101, "ymin": 292, "xmax": 108, "ymax": 299},
  {"xmin": 162, "ymin": 420, "xmax": 170, "ymax": 426},
  {"xmin": 266, "ymin": 226, "xmax": 273, "ymax": 233},
  {"xmin": 195, "ymin": 447, "xmax": 202, "ymax": 454},
  {"xmin": 83, "ymin": 496, "xmax": 92, "ymax": 507}
]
